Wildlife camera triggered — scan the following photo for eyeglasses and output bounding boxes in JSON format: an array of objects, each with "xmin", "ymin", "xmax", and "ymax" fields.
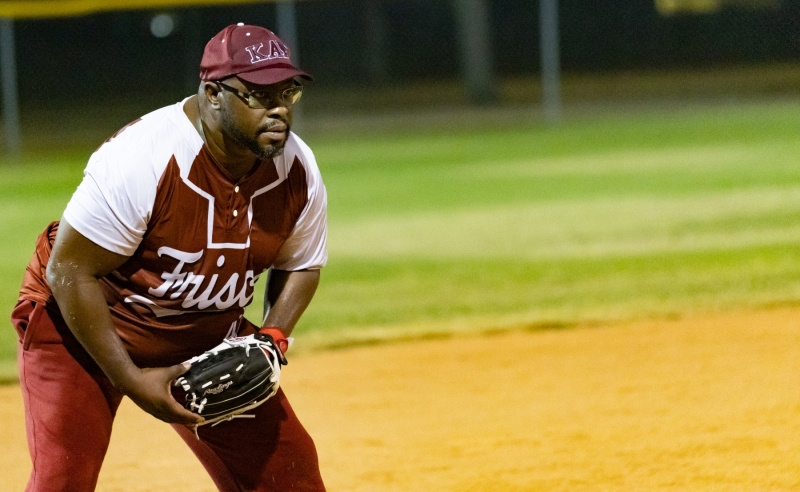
[{"xmin": 216, "ymin": 81, "xmax": 303, "ymax": 109}]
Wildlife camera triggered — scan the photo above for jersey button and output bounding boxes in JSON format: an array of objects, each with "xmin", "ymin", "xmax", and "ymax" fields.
[
  {"xmin": 233, "ymin": 210, "xmax": 238, "ymax": 217},
  {"xmin": 234, "ymin": 186, "xmax": 240, "ymax": 193}
]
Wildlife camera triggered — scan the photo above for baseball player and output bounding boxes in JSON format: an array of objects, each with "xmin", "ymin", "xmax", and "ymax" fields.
[{"xmin": 11, "ymin": 24, "xmax": 327, "ymax": 491}]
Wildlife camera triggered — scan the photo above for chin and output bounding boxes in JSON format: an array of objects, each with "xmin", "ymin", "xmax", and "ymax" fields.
[
  {"xmin": 258, "ymin": 146, "xmax": 285, "ymax": 159},
  {"xmin": 256, "ymin": 133, "xmax": 288, "ymax": 158}
]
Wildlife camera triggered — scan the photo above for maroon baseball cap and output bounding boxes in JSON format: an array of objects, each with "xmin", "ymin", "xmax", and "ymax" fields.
[{"xmin": 199, "ymin": 23, "xmax": 312, "ymax": 85}]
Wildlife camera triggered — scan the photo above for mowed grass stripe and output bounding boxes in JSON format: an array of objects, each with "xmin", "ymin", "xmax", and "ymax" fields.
[
  {"xmin": 321, "ymin": 139, "xmax": 800, "ymax": 220},
  {"xmin": 329, "ymin": 185, "xmax": 800, "ymax": 260},
  {"xmin": 456, "ymin": 140, "xmax": 800, "ymax": 178},
  {"xmin": 328, "ymin": 138, "xmax": 800, "ymax": 261}
]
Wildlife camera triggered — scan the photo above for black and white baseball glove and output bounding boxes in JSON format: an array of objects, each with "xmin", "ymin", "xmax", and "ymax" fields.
[{"xmin": 171, "ymin": 332, "xmax": 286, "ymax": 428}]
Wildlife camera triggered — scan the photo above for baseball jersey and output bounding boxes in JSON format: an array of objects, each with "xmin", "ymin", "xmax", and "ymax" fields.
[{"xmin": 19, "ymin": 98, "xmax": 327, "ymax": 366}]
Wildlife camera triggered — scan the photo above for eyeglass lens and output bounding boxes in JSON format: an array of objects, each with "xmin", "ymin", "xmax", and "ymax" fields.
[{"xmin": 248, "ymin": 86, "xmax": 303, "ymax": 109}]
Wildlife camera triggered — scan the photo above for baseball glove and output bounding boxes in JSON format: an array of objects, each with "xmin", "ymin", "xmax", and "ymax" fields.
[{"xmin": 171, "ymin": 332, "xmax": 286, "ymax": 428}]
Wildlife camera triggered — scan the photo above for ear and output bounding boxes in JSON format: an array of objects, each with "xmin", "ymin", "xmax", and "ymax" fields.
[{"xmin": 201, "ymin": 81, "xmax": 222, "ymax": 109}]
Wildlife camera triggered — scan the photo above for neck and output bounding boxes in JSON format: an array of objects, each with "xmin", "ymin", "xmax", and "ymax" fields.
[
  {"xmin": 184, "ymin": 95, "xmax": 258, "ymax": 181},
  {"xmin": 200, "ymin": 119, "xmax": 259, "ymax": 181}
]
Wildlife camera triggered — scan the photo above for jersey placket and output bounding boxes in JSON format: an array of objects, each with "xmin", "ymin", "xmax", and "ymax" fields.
[{"xmin": 223, "ymin": 183, "xmax": 249, "ymax": 231}]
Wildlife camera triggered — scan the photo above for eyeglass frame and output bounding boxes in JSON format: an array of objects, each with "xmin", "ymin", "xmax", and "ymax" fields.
[{"xmin": 215, "ymin": 79, "xmax": 303, "ymax": 109}]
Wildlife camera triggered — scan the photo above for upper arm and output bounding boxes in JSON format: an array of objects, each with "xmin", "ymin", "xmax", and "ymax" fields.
[
  {"xmin": 62, "ymin": 114, "xmax": 188, "ymax": 257},
  {"xmin": 266, "ymin": 268, "xmax": 320, "ymax": 306},
  {"xmin": 64, "ymin": 144, "xmax": 157, "ymax": 256},
  {"xmin": 46, "ymin": 218, "xmax": 130, "ymax": 286}
]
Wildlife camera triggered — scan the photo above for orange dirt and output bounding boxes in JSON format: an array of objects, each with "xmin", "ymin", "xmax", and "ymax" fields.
[{"xmin": 2, "ymin": 307, "xmax": 800, "ymax": 491}]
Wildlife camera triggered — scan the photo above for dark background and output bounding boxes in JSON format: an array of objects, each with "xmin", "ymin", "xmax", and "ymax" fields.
[{"xmin": 10, "ymin": 0, "xmax": 800, "ymax": 106}]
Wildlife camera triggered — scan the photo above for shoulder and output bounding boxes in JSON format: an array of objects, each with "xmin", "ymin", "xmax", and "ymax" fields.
[
  {"xmin": 285, "ymin": 132, "xmax": 315, "ymax": 160},
  {"xmin": 91, "ymin": 99, "xmax": 203, "ymax": 178},
  {"xmin": 278, "ymin": 133, "xmax": 322, "ymax": 184}
]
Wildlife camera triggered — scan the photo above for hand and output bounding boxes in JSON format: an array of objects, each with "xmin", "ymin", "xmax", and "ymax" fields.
[{"xmin": 122, "ymin": 364, "xmax": 205, "ymax": 425}]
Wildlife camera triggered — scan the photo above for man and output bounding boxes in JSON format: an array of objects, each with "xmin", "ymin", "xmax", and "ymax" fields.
[{"xmin": 11, "ymin": 23, "xmax": 327, "ymax": 491}]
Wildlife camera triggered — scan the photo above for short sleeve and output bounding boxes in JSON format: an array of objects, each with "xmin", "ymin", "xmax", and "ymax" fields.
[
  {"xmin": 272, "ymin": 138, "xmax": 328, "ymax": 271},
  {"xmin": 62, "ymin": 101, "xmax": 199, "ymax": 256},
  {"xmin": 63, "ymin": 140, "xmax": 157, "ymax": 256},
  {"xmin": 60, "ymin": 102, "xmax": 199, "ymax": 256}
]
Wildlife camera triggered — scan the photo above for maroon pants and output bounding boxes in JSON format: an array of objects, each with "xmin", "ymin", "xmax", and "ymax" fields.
[{"xmin": 12, "ymin": 299, "xmax": 326, "ymax": 492}]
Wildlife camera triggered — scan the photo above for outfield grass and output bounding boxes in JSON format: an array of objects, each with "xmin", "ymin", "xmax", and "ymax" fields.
[
  {"xmin": 2, "ymin": 99, "xmax": 800, "ymax": 370},
  {"xmin": 301, "ymin": 99, "xmax": 800, "ymax": 343}
]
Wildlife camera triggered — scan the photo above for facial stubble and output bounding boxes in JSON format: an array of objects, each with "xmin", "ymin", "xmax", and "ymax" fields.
[{"xmin": 220, "ymin": 109, "xmax": 288, "ymax": 160}]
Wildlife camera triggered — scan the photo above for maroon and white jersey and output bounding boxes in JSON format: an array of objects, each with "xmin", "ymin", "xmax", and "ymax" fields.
[{"xmin": 22, "ymin": 99, "xmax": 327, "ymax": 366}]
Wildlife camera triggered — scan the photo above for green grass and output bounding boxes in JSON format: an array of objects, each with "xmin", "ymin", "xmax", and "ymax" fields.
[
  {"xmin": 0, "ymin": 153, "xmax": 89, "ymax": 369},
  {"xmin": 2, "ymin": 99, "xmax": 800, "ymax": 369},
  {"xmin": 296, "ymin": 99, "xmax": 800, "ymax": 339}
]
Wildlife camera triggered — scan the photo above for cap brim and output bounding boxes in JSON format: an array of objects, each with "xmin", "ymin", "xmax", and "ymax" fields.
[{"xmin": 237, "ymin": 65, "xmax": 313, "ymax": 85}]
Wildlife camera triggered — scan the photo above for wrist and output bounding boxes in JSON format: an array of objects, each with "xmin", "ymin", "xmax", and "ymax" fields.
[
  {"xmin": 258, "ymin": 326, "xmax": 290, "ymax": 354},
  {"xmin": 109, "ymin": 364, "xmax": 144, "ymax": 394}
]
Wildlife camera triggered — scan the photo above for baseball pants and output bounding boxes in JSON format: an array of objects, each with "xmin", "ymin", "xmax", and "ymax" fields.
[{"xmin": 12, "ymin": 298, "xmax": 326, "ymax": 492}]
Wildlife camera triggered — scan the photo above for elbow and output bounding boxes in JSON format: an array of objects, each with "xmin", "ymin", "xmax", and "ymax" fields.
[
  {"xmin": 45, "ymin": 258, "xmax": 77, "ymax": 298},
  {"xmin": 45, "ymin": 260, "xmax": 63, "ymax": 296}
]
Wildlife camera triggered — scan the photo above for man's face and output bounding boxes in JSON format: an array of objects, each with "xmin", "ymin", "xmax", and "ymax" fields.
[{"xmin": 218, "ymin": 77, "xmax": 296, "ymax": 160}]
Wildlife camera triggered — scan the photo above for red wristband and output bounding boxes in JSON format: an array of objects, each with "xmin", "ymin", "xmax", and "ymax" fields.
[{"xmin": 258, "ymin": 327, "xmax": 289, "ymax": 354}]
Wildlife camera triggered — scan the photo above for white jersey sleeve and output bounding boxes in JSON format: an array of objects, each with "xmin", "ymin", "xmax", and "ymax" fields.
[
  {"xmin": 63, "ymin": 101, "xmax": 201, "ymax": 256},
  {"xmin": 272, "ymin": 134, "xmax": 329, "ymax": 271}
]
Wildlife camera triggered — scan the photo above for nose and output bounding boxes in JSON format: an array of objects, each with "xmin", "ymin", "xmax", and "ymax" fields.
[{"xmin": 266, "ymin": 104, "xmax": 289, "ymax": 121}]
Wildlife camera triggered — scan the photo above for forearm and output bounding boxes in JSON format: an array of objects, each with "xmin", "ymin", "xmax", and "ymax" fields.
[
  {"xmin": 49, "ymin": 270, "xmax": 139, "ymax": 390},
  {"xmin": 263, "ymin": 268, "xmax": 320, "ymax": 336},
  {"xmin": 46, "ymin": 219, "xmax": 139, "ymax": 390},
  {"xmin": 44, "ymin": 220, "xmax": 202, "ymax": 425}
]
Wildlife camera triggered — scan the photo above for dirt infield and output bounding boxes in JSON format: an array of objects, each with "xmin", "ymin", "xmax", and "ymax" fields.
[{"xmin": 2, "ymin": 307, "xmax": 800, "ymax": 491}]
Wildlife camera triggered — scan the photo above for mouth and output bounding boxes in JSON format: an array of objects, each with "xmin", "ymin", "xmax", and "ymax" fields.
[
  {"xmin": 261, "ymin": 131, "xmax": 286, "ymax": 141},
  {"xmin": 259, "ymin": 122, "xmax": 288, "ymax": 141}
]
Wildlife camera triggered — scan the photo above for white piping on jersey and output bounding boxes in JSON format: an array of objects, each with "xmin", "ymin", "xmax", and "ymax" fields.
[{"xmin": 179, "ymin": 159, "xmax": 290, "ymax": 250}]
